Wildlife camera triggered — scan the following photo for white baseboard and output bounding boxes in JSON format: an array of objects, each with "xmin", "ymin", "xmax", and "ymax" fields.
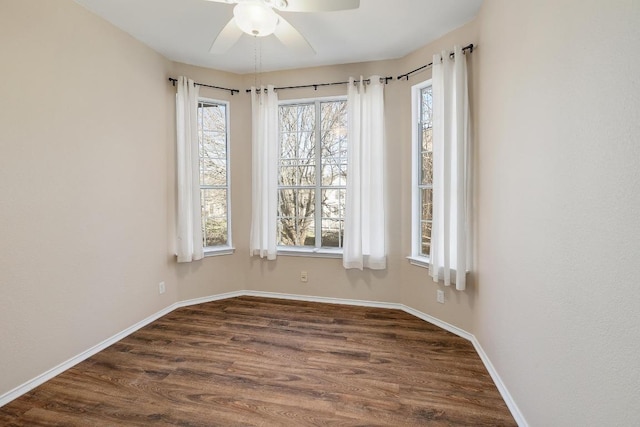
[
  {"xmin": 238, "ymin": 291, "xmax": 526, "ymax": 426},
  {"xmin": 400, "ymin": 304, "xmax": 474, "ymax": 341},
  {"xmin": 0, "ymin": 302, "xmax": 179, "ymax": 407},
  {"xmin": 0, "ymin": 289, "xmax": 527, "ymax": 426},
  {"xmin": 470, "ymin": 336, "xmax": 528, "ymax": 427},
  {"xmin": 242, "ymin": 290, "xmax": 401, "ymax": 310},
  {"xmin": 176, "ymin": 290, "xmax": 245, "ymax": 308}
]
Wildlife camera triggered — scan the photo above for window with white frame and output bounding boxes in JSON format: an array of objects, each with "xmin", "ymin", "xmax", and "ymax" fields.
[
  {"xmin": 411, "ymin": 81, "xmax": 433, "ymax": 261},
  {"xmin": 277, "ymin": 98, "xmax": 347, "ymax": 251},
  {"xmin": 197, "ymin": 99, "xmax": 231, "ymax": 251}
]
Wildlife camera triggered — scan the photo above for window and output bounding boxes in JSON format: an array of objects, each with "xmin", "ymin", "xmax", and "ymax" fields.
[
  {"xmin": 197, "ymin": 99, "xmax": 232, "ymax": 253},
  {"xmin": 277, "ymin": 98, "xmax": 347, "ymax": 252},
  {"xmin": 410, "ymin": 81, "xmax": 433, "ymax": 264}
]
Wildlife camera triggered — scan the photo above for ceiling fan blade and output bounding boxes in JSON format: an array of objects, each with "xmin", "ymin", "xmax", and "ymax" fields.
[
  {"xmin": 279, "ymin": 0, "xmax": 359, "ymax": 12},
  {"xmin": 273, "ymin": 15, "xmax": 315, "ymax": 54},
  {"xmin": 203, "ymin": 0, "xmax": 237, "ymax": 4},
  {"xmin": 210, "ymin": 18, "xmax": 243, "ymax": 54}
]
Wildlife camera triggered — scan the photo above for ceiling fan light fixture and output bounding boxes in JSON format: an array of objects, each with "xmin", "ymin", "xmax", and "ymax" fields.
[{"xmin": 233, "ymin": 2, "xmax": 279, "ymax": 37}]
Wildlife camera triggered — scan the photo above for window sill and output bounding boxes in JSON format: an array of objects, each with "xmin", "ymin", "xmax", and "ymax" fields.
[
  {"xmin": 407, "ymin": 255, "xmax": 430, "ymax": 269},
  {"xmin": 204, "ymin": 246, "xmax": 235, "ymax": 257},
  {"xmin": 407, "ymin": 256, "xmax": 470, "ymax": 285},
  {"xmin": 277, "ymin": 246, "xmax": 343, "ymax": 259}
]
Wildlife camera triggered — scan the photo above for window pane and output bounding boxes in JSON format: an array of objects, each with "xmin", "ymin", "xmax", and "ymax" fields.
[
  {"xmin": 278, "ymin": 189, "xmax": 315, "ymax": 246},
  {"xmin": 298, "ymin": 131, "xmax": 315, "ymax": 160},
  {"xmin": 280, "ymin": 133, "xmax": 298, "ymax": 159},
  {"xmin": 201, "ymin": 157, "xmax": 226, "ymax": 186},
  {"xmin": 280, "ymin": 104, "xmax": 315, "ymax": 132},
  {"xmin": 321, "ymin": 188, "xmax": 345, "ymax": 248},
  {"xmin": 420, "ymin": 186, "xmax": 432, "ymax": 257},
  {"xmin": 420, "ymin": 188, "xmax": 433, "ymax": 221},
  {"xmin": 280, "ymin": 105, "xmax": 316, "ymax": 188},
  {"xmin": 278, "ymin": 218, "xmax": 316, "ymax": 246},
  {"xmin": 199, "ymin": 107, "xmax": 227, "ymax": 187},
  {"xmin": 201, "ymin": 189, "xmax": 227, "ymax": 247},
  {"xmin": 279, "ymin": 106, "xmax": 297, "ymax": 132},
  {"xmin": 421, "ymin": 86, "xmax": 432, "ymax": 125},
  {"xmin": 298, "ymin": 163, "xmax": 316, "ymax": 186},
  {"xmin": 421, "ymin": 151, "xmax": 433, "ymax": 185},
  {"xmin": 321, "ymin": 219, "xmax": 343, "ymax": 248},
  {"xmin": 201, "ymin": 104, "xmax": 226, "ymax": 133},
  {"xmin": 320, "ymin": 101, "xmax": 348, "ymax": 190},
  {"xmin": 321, "ymin": 101, "xmax": 347, "ymax": 161},
  {"xmin": 321, "ymin": 162, "xmax": 347, "ymax": 186},
  {"xmin": 321, "ymin": 101, "xmax": 347, "ymax": 131},
  {"xmin": 420, "ymin": 85, "xmax": 433, "ymax": 186},
  {"xmin": 420, "ymin": 221, "xmax": 432, "ymax": 257},
  {"xmin": 322, "ymin": 188, "xmax": 345, "ymax": 219},
  {"xmin": 281, "ymin": 131, "xmax": 315, "ymax": 159},
  {"xmin": 300, "ymin": 104, "xmax": 315, "ymax": 132},
  {"xmin": 421, "ymin": 125, "xmax": 433, "ymax": 153},
  {"xmin": 279, "ymin": 163, "xmax": 316, "ymax": 186},
  {"xmin": 198, "ymin": 101, "xmax": 229, "ymax": 248},
  {"xmin": 278, "ymin": 99, "xmax": 347, "ymax": 249},
  {"xmin": 414, "ymin": 85, "xmax": 433, "ymax": 259},
  {"xmin": 279, "ymin": 164, "xmax": 295, "ymax": 186}
]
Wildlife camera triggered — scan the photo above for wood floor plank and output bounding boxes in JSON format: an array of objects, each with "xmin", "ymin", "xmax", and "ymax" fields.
[{"xmin": 0, "ymin": 296, "xmax": 516, "ymax": 426}]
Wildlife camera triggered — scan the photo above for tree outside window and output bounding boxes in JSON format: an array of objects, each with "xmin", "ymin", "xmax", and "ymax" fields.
[
  {"xmin": 197, "ymin": 100, "xmax": 230, "ymax": 248},
  {"xmin": 278, "ymin": 99, "xmax": 347, "ymax": 249},
  {"xmin": 419, "ymin": 85, "xmax": 433, "ymax": 257}
]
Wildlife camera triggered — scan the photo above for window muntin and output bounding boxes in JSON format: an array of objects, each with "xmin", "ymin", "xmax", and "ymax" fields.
[
  {"xmin": 197, "ymin": 99, "xmax": 231, "ymax": 250},
  {"xmin": 278, "ymin": 99, "xmax": 347, "ymax": 249}
]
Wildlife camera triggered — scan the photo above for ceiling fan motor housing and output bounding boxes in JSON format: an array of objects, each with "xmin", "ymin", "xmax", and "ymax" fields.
[{"xmin": 265, "ymin": 0, "xmax": 288, "ymax": 10}]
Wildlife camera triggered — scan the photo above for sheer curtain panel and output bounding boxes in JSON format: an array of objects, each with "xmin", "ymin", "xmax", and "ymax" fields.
[
  {"xmin": 249, "ymin": 85, "xmax": 279, "ymax": 260},
  {"xmin": 175, "ymin": 76, "xmax": 203, "ymax": 262},
  {"xmin": 343, "ymin": 76, "xmax": 386, "ymax": 270},
  {"xmin": 430, "ymin": 46, "xmax": 471, "ymax": 290}
]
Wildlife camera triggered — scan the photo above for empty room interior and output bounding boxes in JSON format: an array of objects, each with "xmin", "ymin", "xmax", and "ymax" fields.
[{"xmin": 1, "ymin": 0, "xmax": 639, "ymax": 425}]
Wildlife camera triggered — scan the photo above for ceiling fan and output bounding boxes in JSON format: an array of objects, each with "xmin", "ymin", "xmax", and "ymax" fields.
[{"xmin": 206, "ymin": 0, "xmax": 360, "ymax": 55}]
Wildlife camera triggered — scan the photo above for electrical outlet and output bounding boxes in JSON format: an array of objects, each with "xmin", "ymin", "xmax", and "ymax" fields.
[
  {"xmin": 300, "ymin": 271, "xmax": 308, "ymax": 283},
  {"xmin": 436, "ymin": 289, "xmax": 445, "ymax": 304},
  {"xmin": 159, "ymin": 281, "xmax": 166, "ymax": 294}
]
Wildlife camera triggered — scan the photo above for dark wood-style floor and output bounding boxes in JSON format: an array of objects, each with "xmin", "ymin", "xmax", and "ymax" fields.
[{"xmin": 0, "ymin": 296, "xmax": 516, "ymax": 426}]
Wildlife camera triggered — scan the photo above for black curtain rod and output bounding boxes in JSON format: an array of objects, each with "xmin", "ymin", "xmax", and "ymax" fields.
[
  {"xmin": 245, "ymin": 76, "xmax": 393, "ymax": 93},
  {"xmin": 168, "ymin": 77, "xmax": 239, "ymax": 95},
  {"xmin": 397, "ymin": 43, "xmax": 475, "ymax": 81}
]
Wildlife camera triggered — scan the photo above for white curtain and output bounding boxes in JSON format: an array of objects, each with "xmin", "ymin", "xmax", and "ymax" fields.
[
  {"xmin": 343, "ymin": 76, "xmax": 386, "ymax": 270},
  {"xmin": 249, "ymin": 85, "xmax": 279, "ymax": 260},
  {"xmin": 175, "ymin": 76, "xmax": 203, "ymax": 263},
  {"xmin": 430, "ymin": 46, "xmax": 471, "ymax": 290}
]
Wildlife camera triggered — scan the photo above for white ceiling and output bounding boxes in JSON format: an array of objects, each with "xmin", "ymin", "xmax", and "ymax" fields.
[{"xmin": 74, "ymin": 0, "xmax": 482, "ymax": 74}]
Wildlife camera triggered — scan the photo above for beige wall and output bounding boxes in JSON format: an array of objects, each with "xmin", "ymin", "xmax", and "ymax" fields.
[
  {"xmin": 473, "ymin": 0, "xmax": 640, "ymax": 425},
  {"xmin": 171, "ymin": 33, "xmax": 480, "ymax": 312},
  {"xmin": 168, "ymin": 63, "xmax": 250, "ymax": 302},
  {"xmin": 168, "ymin": 59, "xmax": 407, "ymax": 305},
  {"xmin": 396, "ymin": 20, "xmax": 480, "ymax": 332},
  {"xmin": 243, "ymin": 60, "xmax": 403, "ymax": 304},
  {"xmin": 0, "ymin": 0, "xmax": 175, "ymax": 394},
  {"xmin": 4, "ymin": 0, "xmax": 639, "ymax": 424}
]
